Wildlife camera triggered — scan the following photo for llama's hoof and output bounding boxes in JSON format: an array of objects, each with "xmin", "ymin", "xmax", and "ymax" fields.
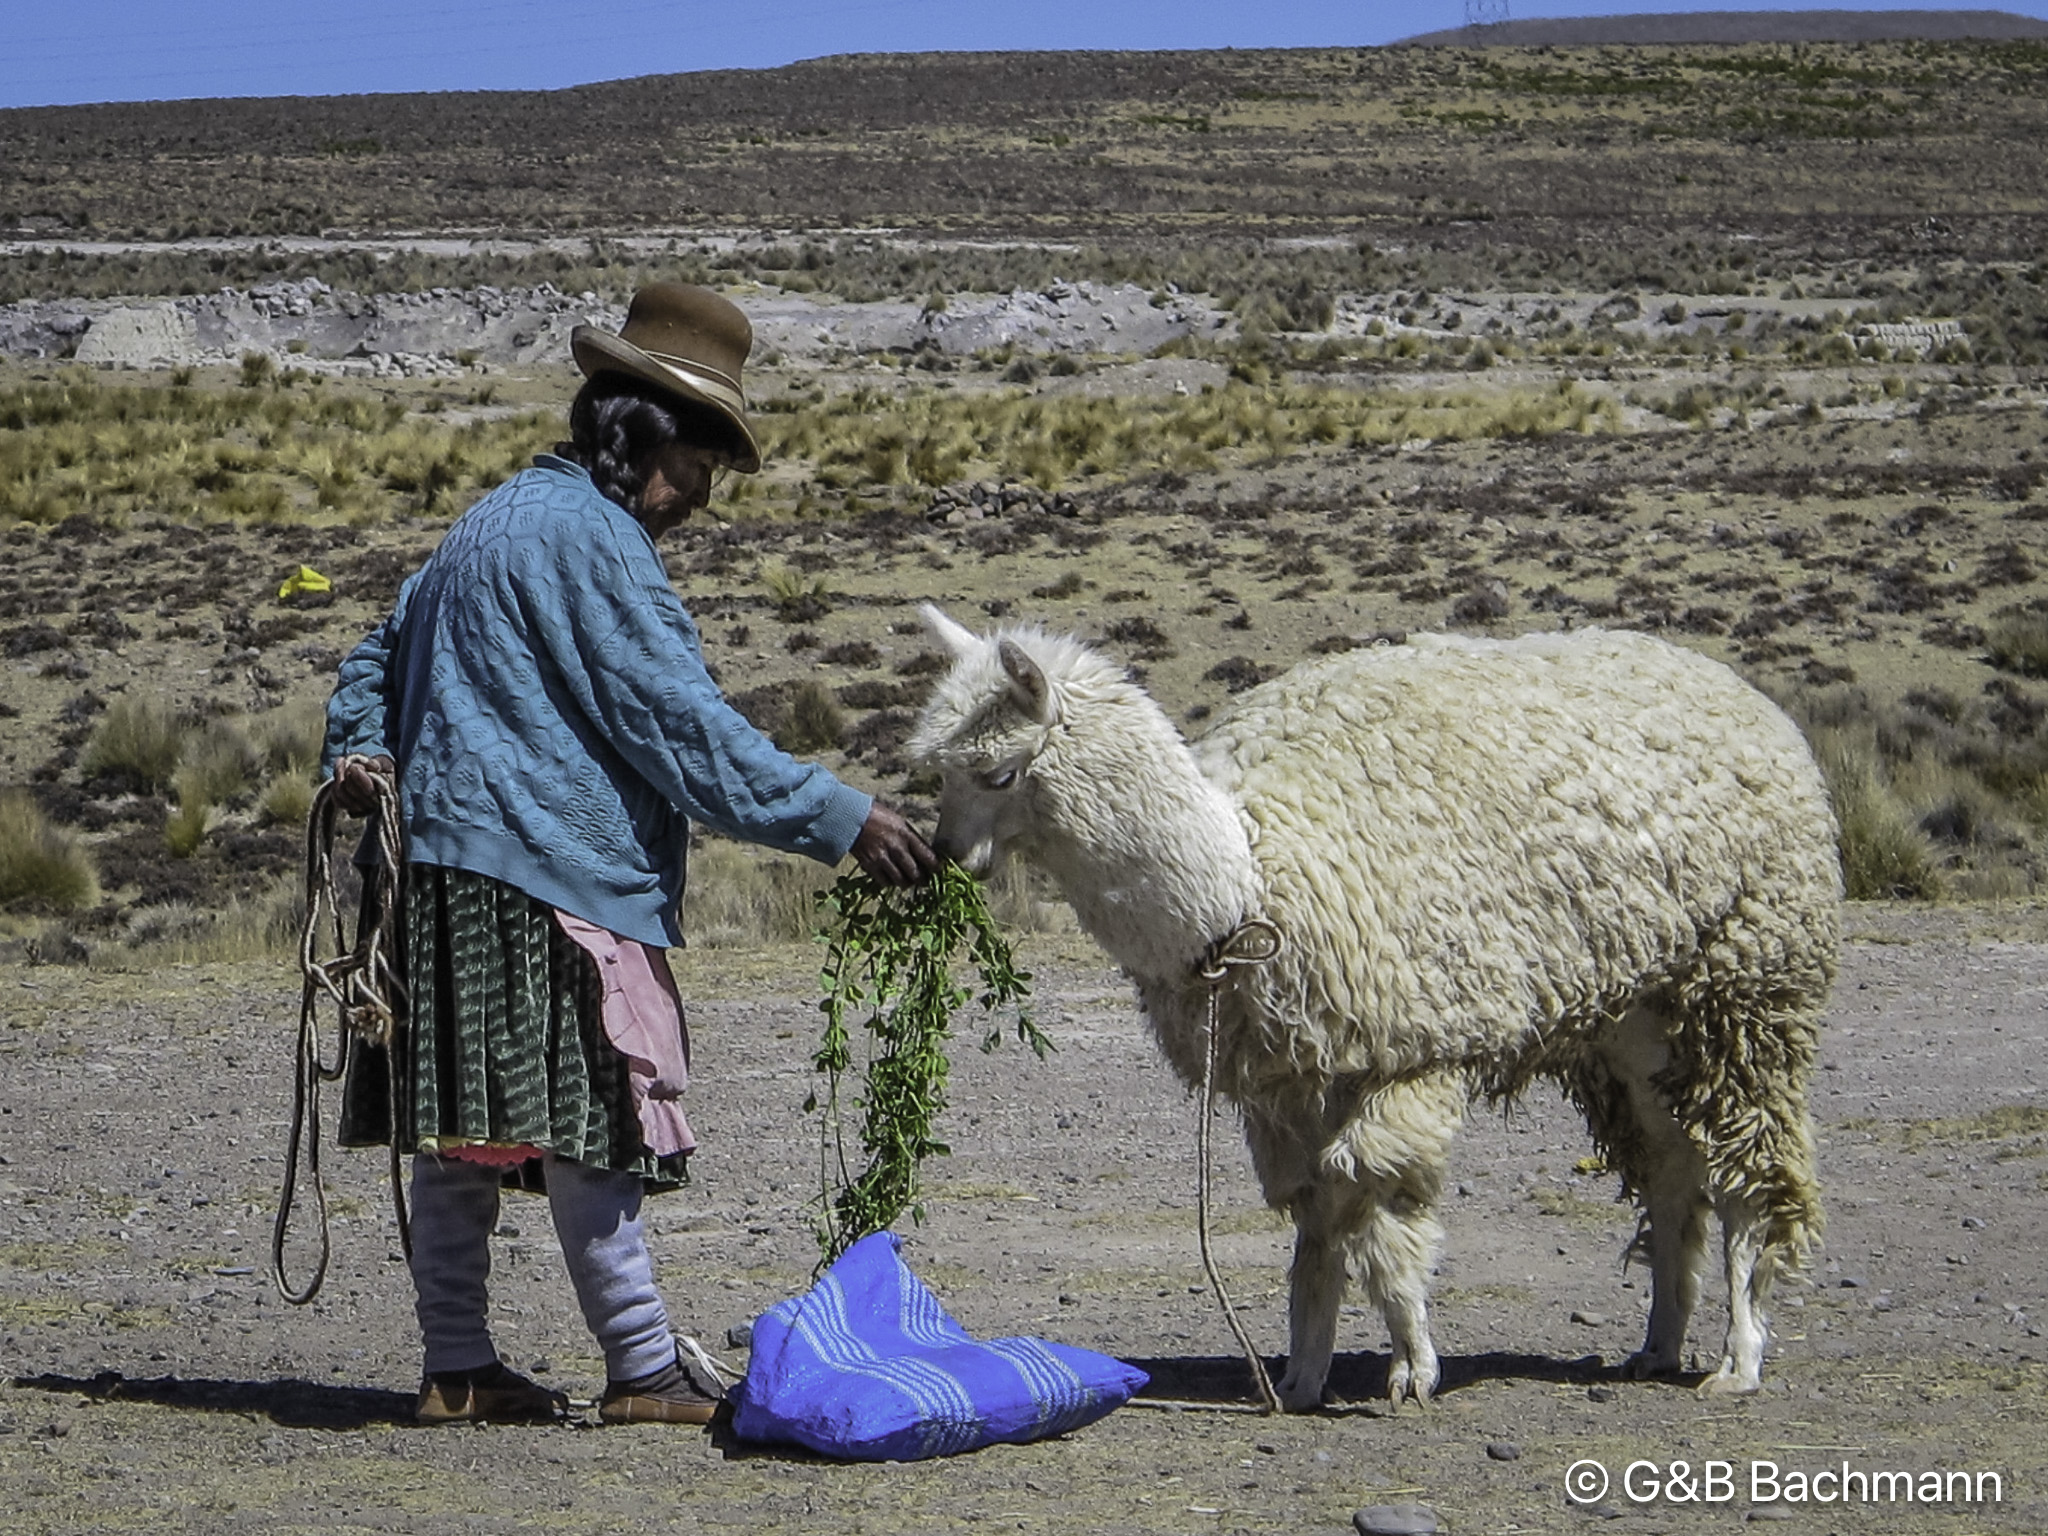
[
  {"xmin": 1386, "ymin": 1358, "xmax": 1438, "ymax": 1407},
  {"xmin": 1621, "ymin": 1350, "xmax": 1682, "ymax": 1382},
  {"xmin": 1696, "ymin": 1360, "xmax": 1762, "ymax": 1397},
  {"xmin": 1274, "ymin": 1374, "xmax": 1327, "ymax": 1414}
]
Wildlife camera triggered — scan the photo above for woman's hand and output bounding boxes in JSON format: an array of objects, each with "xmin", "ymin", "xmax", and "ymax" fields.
[
  {"xmin": 849, "ymin": 803, "xmax": 939, "ymax": 887},
  {"xmin": 331, "ymin": 754, "xmax": 396, "ymax": 816}
]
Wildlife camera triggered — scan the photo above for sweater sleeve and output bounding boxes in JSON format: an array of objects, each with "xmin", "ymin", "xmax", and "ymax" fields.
[
  {"xmin": 322, "ymin": 573, "xmax": 416, "ymax": 776},
  {"xmin": 535, "ymin": 520, "xmax": 872, "ymax": 863}
]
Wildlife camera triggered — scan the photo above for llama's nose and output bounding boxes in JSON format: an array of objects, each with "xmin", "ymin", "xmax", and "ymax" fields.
[{"xmin": 931, "ymin": 824, "xmax": 987, "ymax": 874}]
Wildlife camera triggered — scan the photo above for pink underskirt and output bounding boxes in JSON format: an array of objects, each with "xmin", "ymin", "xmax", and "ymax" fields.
[
  {"xmin": 553, "ymin": 911, "xmax": 697, "ymax": 1159},
  {"xmin": 441, "ymin": 1142, "xmax": 543, "ymax": 1167}
]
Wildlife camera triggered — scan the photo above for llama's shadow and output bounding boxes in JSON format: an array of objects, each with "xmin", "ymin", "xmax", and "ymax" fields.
[
  {"xmin": 1126, "ymin": 1348, "xmax": 1625, "ymax": 1409},
  {"xmin": 10, "ymin": 1369, "xmax": 416, "ymax": 1429}
]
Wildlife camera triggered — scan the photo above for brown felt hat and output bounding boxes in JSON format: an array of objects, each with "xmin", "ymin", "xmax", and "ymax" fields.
[{"xmin": 571, "ymin": 282, "xmax": 762, "ymax": 473}]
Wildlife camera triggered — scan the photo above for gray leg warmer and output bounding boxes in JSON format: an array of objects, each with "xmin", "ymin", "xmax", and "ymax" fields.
[
  {"xmin": 545, "ymin": 1152, "xmax": 676, "ymax": 1382},
  {"xmin": 406, "ymin": 1153, "xmax": 504, "ymax": 1375}
]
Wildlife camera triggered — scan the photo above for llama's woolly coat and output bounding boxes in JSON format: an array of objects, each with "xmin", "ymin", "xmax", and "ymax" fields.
[
  {"xmin": 1188, "ymin": 629, "xmax": 1836, "ymax": 1081},
  {"xmin": 1162, "ymin": 628, "xmax": 1838, "ymax": 1253}
]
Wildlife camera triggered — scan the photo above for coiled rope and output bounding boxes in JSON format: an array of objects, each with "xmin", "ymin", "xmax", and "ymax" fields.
[
  {"xmin": 1194, "ymin": 917, "xmax": 1285, "ymax": 1414},
  {"xmin": 272, "ymin": 756, "xmax": 410, "ymax": 1305}
]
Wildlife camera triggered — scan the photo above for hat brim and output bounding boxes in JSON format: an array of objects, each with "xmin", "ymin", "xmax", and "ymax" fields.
[{"xmin": 570, "ymin": 325, "xmax": 763, "ymax": 474}]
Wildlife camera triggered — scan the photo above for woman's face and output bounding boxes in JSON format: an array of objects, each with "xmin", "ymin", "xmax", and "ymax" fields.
[{"xmin": 635, "ymin": 441, "xmax": 726, "ymax": 538}]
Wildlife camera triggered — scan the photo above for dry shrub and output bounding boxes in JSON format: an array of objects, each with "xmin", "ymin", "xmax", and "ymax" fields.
[
  {"xmin": 0, "ymin": 792, "xmax": 99, "ymax": 912},
  {"xmin": 1987, "ymin": 611, "xmax": 2048, "ymax": 679}
]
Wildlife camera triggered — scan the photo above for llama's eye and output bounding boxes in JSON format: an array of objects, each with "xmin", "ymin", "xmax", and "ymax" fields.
[{"xmin": 981, "ymin": 767, "xmax": 1018, "ymax": 791}]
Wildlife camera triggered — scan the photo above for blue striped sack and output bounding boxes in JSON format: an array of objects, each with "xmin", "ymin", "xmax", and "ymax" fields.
[{"xmin": 729, "ymin": 1231, "xmax": 1148, "ymax": 1459}]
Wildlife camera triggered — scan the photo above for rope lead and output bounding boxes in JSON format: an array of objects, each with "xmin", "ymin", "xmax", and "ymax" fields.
[
  {"xmin": 1195, "ymin": 916, "xmax": 1285, "ymax": 1414},
  {"xmin": 272, "ymin": 757, "xmax": 409, "ymax": 1305}
]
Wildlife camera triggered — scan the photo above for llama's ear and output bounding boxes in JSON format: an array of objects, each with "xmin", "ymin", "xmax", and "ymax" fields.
[
  {"xmin": 921, "ymin": 603, "xmax": 980, "ymax": 661},
  {"xmin": 998, "ymin": 638, "xmax": 1057, "ymax": 725}
]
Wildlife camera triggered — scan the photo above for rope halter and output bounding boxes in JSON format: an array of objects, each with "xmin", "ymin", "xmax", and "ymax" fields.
[{"xmin": 1191, "ymin": 914, "xmax": 1286, "ymax": 1413}]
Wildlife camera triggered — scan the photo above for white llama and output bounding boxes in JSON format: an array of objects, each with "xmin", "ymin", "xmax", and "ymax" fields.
[{"xmin": 909, "ymin": 607, "xmax": 1839, "ymax": 1410}]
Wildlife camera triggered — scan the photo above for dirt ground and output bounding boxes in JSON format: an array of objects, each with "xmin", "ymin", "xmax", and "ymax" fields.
[{"xmin": 2, "ymin": 902, "xmax": 2044, "ymax": 1535}]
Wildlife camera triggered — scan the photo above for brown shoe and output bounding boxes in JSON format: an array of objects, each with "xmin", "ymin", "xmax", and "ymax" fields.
[
  {"xmin": 415, "ymin": 1361, "xmax": 568, "ymax": 1425},
  {"xmin": 598, "ymin": 1337, "xmax": 731, "ymax": 1426}
]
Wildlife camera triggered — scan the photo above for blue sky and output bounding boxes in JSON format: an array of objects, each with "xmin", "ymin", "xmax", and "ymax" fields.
[{"xmin": 6, "ymin": 1, "xmax": 2045, "ymax": 109}]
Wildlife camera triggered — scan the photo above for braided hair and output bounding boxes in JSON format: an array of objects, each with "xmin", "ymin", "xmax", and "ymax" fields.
[{"xmin": 555, "ymin": 373, "xmax": 734, "ymax": 512}]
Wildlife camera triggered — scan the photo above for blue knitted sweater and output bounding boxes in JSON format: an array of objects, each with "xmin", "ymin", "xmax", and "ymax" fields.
[{"xmin": 323, "ymin": 455, "xmax": 872, "ymax": 947}]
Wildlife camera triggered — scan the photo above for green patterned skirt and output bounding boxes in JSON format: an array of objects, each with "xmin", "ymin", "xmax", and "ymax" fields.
[{"xmin": 339, "ymin": 864, "xmax": 687, "ymax": 1190}]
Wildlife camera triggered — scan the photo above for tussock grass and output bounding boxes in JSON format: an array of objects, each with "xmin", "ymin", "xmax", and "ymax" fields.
[
  {"xmin": 251, "ymin": 701, "xmax": 325, "ymax": 827},
  {"xmin": 165, "ymin": 718, "xmax": 261, "ymax": 857},
  {"xmin": 776, "ymin": 681, "xmax": 846, "ymax": 754},
  {"xmin": 174, "ymin": 719, "xmax": 259, "ymax": 809},
  {"xmin": 81, "ymin": 696, "xmax": 186, "ymax": 792},
  {"xmin": 767, "ymin": 379, "xmax": 1621, "ymax": 493},
  {"xmin": 0, "ymin": 792, "xmax": 100, "ymax": 912},
  {"xmin": 1, "ymin": 371, "xmax": 552, "ymax": 527},
  {"xmin": 259, "ymin": 773, "xmax": 316, "ymax": 828},
  {"xmin": 1840, "ymin": 1103, "xmax": 2048, "ymax": 1153},
  {"xmin": 11, "ymin": 369, "xmax": 1618, "ymax": 529},
  {"xmin": 683, "ymin": 839, "xmax": 839, "ymax": 948},
  {"xmin": 1786, "ymin": 677, "xmax": 2048, "ymax": 899},
  {"xmin": 758, "ymin": 557, "xmax": 833, "ymax": 619},
  {"xmin": 118, "ymin": 875, "xmax": 304, "ymax": 963},
  {"xmin": 1808, "ymin": 727, "xmax": 1944, "ymax": 900}
]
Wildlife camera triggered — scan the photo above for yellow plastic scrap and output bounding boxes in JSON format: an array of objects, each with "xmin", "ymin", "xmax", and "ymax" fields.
[{"xmin": 278, "ymin": 564, "xmax": 333, "ymax": 600}]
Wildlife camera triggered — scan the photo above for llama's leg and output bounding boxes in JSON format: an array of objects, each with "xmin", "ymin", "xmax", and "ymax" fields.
[
  {"xmin": 1360, "ymin": 1177, "xmax": 1445, "ymax": 1406},
  {"xmin": 1276, "ymin": 1182, "xmax": 1354, "ymax": 1412},
  {"xmin": 1698, "ymin": 1198, "xmax": 1772, "ymax": 1395},
  {"xmin": 1325, "ymin": 1074, "xmax": 1462, "ymax": 1408},
  {"xmin": 1623, "ymin": 1158, "xmax": 1711, "ymax": 1378},
  {"xmin": 1244, "ymin": 1110, "xmax": 1347, "ymax": 1413},
  {"xmin": 1595, "ymin": 1002, "xmax": 1713, "ymax": 1380},
  {"xmin": 1276, "ymin": 1171, "xmax": 1445, "ymax": 1410}
]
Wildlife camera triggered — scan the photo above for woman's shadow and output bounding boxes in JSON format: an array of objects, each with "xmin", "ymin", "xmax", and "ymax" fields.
[{"xmin": 10, "ymin": 1368, "xmax": 415, "ymax": 1429}]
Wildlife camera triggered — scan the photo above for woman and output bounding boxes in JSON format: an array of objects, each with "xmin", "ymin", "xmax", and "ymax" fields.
[{"xmin": 324, "ymin": 282, "xmax": 936, "ymax": 1427}]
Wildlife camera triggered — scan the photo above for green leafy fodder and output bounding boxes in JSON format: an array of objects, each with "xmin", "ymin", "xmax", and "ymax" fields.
[{"xmin": 808, "ymin": 864, "xmax": 1045, "ymax": 1267}]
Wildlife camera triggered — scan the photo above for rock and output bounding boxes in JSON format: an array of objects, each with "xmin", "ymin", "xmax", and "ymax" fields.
[
  {"xmin": 1353, "ymin": 1503, "xmax": 1438, "ymax": 1535},
  {"xmin": 73, "ymin": 306, "xmax": 201, "ymax": 368},
  {"xmin": 1747, "ymin": 1504, "xmax": 1796, "ymax": 1521},
  {"xmin": 1570, "ymin": 1310, "xmax": 1607, "ymax": 1326},
  {"xmin": 726, "ymin": 1321, "xmax": 754, "ymax": 1350},
  {"xmin": 1587, "ymin": 1385, "xmax": 1617, "ymax": 1403},
  {"xmin": 1486, "ymin": 1441, "xmax": 1521, "ymax": 1461}
]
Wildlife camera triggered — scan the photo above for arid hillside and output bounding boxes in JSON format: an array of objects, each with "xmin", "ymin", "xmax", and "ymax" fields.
[{"xmin": 4, "ymin": 36, "xmax": 2048, "ymax": 238}]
